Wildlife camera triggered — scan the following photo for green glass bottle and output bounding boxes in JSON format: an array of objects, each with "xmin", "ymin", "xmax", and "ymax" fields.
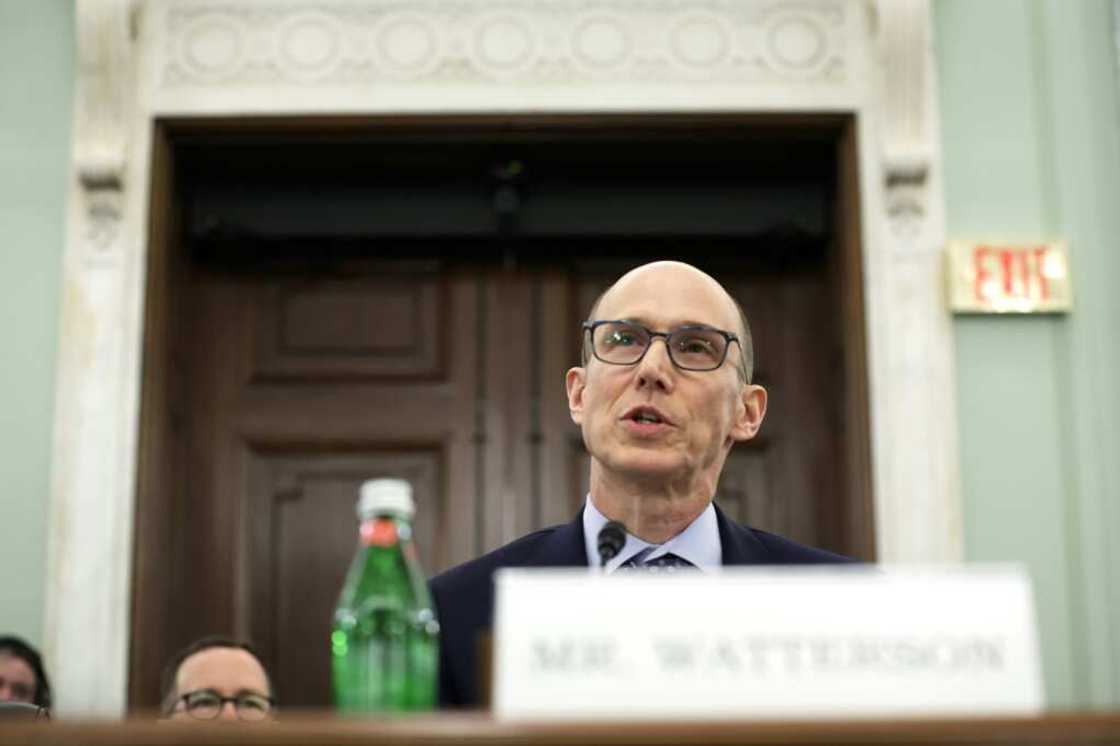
[{"xmin": 331, "ymin": 479, "xmax": 440, "ymax": 712}]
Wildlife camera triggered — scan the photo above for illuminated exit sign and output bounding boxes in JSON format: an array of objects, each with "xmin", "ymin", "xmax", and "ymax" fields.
[{"xmin": 947, "ymin": 241, "xmax": 1072, "ymax": 313}]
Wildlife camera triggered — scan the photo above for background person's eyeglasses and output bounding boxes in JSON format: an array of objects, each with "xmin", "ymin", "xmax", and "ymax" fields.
[
  {"xmin": 172, "ymin": 689, "xmax": 274, "ymax": 721},
  {"xmin": 0, "ymin": 701, "xmax": 50, "ymax": 721},
  {"xmin": 583, "ymin": 320, "xmax": 740, "ymax": 372}
]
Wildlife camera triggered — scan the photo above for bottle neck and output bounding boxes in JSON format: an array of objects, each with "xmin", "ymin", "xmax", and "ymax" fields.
[{"xmin": 358, "ymin": 513, "xmax": 412, "ymax": 548}]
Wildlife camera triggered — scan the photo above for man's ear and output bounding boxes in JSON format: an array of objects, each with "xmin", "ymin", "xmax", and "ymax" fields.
[
  {"xmin": 566, "ymin": 366, "xmax": 587, "ymax": 425},
  {"xmin": 730, "ymin": 384, "xmax": 767, "ymax": 443}
]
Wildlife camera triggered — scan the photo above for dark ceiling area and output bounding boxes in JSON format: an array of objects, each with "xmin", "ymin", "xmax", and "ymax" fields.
[{"xmin": 174, "ymin": 123, "xmax": 838, "ymax": 272}]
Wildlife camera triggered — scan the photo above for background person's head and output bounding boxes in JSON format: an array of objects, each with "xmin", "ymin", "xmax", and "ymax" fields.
[
  {"xmin": 0, "ymin": 636, "xmax": 51, "ymax": 710},
  {"xmin": 160, "ymin": 637, "xmax": 273, "ymax": 722}
]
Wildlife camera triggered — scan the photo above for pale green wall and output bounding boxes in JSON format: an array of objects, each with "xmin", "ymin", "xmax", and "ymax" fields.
[
  {"xmin": 0, "ymin": 1, "xmax": 72, "ymax": 646},
  {"xmin": 936, "ymin": 0, "xmax": 1120, "ymax": 708},
  {"xmin": 1, "ymin": 0, "xmax": 1117, "ymax": 712}
]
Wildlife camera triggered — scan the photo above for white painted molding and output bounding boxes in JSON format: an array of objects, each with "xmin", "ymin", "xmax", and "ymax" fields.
[
  {"xmin": 145, "ymin": 0, "xmax": 862, "ymax": 116},
  {"xmin": 45, "ymin": 0, "xmax": 141, "ymax": 717},
  {"xmin": 868, "ymin": 0, "xmax": 961, "ymax": 563},
  {"xmin": 75, "ymin": 0, "xmax": 134, "ymax": 265},
  {"xmin": 47, "ymin": 0, "xmax": 959, "ymax": 715},
  {"xmin": 879, "ymin": 0, "xmax": 930, "ymax": 182},
  {"xmin": 157, "ymin": 1, "xmax": 848, "ymax": 87}
]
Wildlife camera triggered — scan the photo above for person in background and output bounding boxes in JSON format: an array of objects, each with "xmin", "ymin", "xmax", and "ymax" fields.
[
  {"xmin": 0, "ymin": 635, "xmax": 51, "ymax": 712},
  {"xmin": 161, "ymin": 636, "xmax": 275, "ymax": 722}
]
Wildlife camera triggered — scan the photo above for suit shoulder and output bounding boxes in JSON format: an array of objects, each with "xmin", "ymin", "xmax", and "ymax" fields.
[{"xmin": 747, "ymin": 527, "xmax": 856, "ymax": 564}]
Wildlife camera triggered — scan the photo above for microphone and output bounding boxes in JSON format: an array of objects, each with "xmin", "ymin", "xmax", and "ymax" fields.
[{"xmin": 597, "ymin": 521, "xmax": 626, "ymax": 568}]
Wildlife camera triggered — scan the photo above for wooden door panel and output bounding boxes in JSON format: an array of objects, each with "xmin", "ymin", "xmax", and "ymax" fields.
[
  {"xmin": 727, "ymin": 275, "xmax": 841, "ymax": 550},
  {"xmin": 498, "ymin": 276, "xmax": 539, "ymax": 542},
  {"xmin": 487, "ymin": 273, "xmax": 585, "ymax": 543},
  {"xmin": 476, "ymin": 276, "xmax": 521, "ymax": 552},
  {"xmin": 714, "ymin": 447, "xmax": 779, "ymax": 536},
  {"xmin": 252, "ymin": 278, "xmax": 445, "ymax": 381},
  {"xmin": 180, "ymin": 275, "xmax": 248, "ymax": 642},
  {"xmin": 535, "ymin": 274, "xmax": 585, "ymax": 528},
  {"xmin": 176, "ymin": 266, "xmax": 481, "ymax": 708},
  {"xmin": 568, "ymin": 436, "xmax": 592, "ymax": 516}
]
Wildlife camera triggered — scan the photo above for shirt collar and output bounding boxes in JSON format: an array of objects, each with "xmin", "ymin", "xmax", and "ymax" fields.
[{"xmin": 582, "ymin": 495, "xmax": 722, "ymax": 572}]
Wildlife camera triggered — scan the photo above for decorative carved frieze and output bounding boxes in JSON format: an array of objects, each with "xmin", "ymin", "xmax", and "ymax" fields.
[{"xmin": 160, "ymin": 1, "xmax": 848, "ymax": 88}]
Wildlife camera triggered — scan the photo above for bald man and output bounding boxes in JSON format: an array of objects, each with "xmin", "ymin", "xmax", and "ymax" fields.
[{"xmin": 430, "ymin": 261, "xmax": 851, "ymax": 708}]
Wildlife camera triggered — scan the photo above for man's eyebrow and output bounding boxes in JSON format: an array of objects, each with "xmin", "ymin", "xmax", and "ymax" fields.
[
  {"xmin": 181, "ymin": 687, "xmax": 220, "ymax": 698},
  {"xmin": 618, "ymin": 317, "xmax": 718, "ymax": 329},
  {"xmin": 234, "ymin": 688, "xmax": 269, "ymax": 698}
]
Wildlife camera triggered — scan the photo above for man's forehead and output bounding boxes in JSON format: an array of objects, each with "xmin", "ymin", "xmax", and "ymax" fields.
[
  {"xmin": 176, "ymin": 647, "xmax": 268, "ymax": 695},
  {"xmin": 595, "ymin": 262, "xmax": 739, "ymax": 329}
]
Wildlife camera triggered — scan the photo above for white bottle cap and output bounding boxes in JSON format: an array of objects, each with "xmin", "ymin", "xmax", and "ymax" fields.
[{"xmin": 358, "ymin": 478, "xmax": 414, "ymax": 519}]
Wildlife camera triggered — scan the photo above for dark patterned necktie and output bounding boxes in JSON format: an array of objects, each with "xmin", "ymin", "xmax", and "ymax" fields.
[{"xmin": 618, "ymin": 548, "xmax": 695, "ymax": 573}]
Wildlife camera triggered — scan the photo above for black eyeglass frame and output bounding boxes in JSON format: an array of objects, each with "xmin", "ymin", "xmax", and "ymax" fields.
[
  {"xmin": 169, "ymin": 689, "xmax": 275, "ymax": 721},
  {"xmin": 582, "ymin": 320, "xmax": 741, "ymax": 372}
]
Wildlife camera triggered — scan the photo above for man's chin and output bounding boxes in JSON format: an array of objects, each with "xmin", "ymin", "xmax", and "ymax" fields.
[{"xmin": 604, "ymin": 453, "xmax": 688, "ymax": 481}]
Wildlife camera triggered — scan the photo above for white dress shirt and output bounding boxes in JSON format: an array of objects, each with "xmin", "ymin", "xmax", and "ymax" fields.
[{"xmin": 581, "ymin": 495, "xmax": 722, "ymax": 572}]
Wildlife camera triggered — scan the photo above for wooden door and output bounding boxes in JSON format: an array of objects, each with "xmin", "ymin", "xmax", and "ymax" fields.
[
  {"xmin": 153, "ymin": 257, "xmax": 847, "ymax": 708},
  {"xmin": 162, "ymin": 260, "xmax": 587, "ymax": 706},
  {"xmin": 131, "ymin": 118, "xmax": 869, "ymax": 709},
  {"xmin": 180, "ymin": 266, "xmax": 465, "ymax": 705}
]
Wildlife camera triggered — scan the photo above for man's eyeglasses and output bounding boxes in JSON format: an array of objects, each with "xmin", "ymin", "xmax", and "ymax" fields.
[
  {"xmin": 583, "ymin": 320, "xmax": 740, "ymax": 372},
  {"xmin": 171, "ymin": 689, "xmax": 274, "ymax": 721}
]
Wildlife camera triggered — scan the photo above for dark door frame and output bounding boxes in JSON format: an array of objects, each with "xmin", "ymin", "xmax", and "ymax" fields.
[{"xmin": 130, "ymin": 112, "xmax": 874, "ymax": 710}]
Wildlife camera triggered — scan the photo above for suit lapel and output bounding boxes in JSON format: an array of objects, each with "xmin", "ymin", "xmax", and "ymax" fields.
[
  {"xmin": 512, "ymin": 503, "xmax": 768, "ymax": 568},
  {"xmin": 714, "ymin": 502, "xmax": 772, "ymax": 565},
  {"xmin": 523, "ymin": 511, "xmax": 588, "ymax": 568}
]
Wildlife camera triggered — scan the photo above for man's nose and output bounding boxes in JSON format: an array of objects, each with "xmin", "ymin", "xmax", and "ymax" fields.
[
  {"xmin": 635, "ymin": 337, "xmax": 674, "ymax": 391},
  {"xmin": 0, "ymin": 683, "xmax": 11, "ymax": 701},
  {"xmin": 218, "ymin": 700, "xmax": 240, "ymax": 721}
]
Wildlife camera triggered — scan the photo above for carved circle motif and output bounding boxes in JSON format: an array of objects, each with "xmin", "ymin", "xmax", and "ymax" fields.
[
  {"xmin": 163, "ymin": 4, "xmax": 847, "ymax": 88},
  {"xmin": 571, "ymin": 14, "xmax": 631, "ymax": 71},
  {"xmin": 668, "ymin": 13, "xmax": 731, "ymax": 69},
  {"xmin": 763, "ymin": 12, "xmax": 828, "ymax": 76},
  {"xmin": 373, "ymin": 15, "xmax": 440, "ymax": 76},
  {"xmin": 179, "ymin": 13, "xmax": 245, "ymax": 79},
  {"xmin": 471, "ymin": 14, "xmax": 538, "ymax": 77},
  {"xmin": 277, "ymin": 12, "xmax": 342, "ymax": 79}
]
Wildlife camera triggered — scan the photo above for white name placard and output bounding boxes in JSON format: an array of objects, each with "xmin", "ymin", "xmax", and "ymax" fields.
[{"xmin": 492, "ymin": 566, "xmax": 1043, "ymax": 720}]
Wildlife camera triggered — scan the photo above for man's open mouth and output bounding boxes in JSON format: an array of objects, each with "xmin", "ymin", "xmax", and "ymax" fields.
[{"xmin": 623, "ymin": 406, "xmax": 671, "ymax": 426}]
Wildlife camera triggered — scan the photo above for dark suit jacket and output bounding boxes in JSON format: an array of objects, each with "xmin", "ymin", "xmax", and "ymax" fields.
[{"xmin": 428, "ymin": 503, "xmax": 853, "ymax": 708}]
